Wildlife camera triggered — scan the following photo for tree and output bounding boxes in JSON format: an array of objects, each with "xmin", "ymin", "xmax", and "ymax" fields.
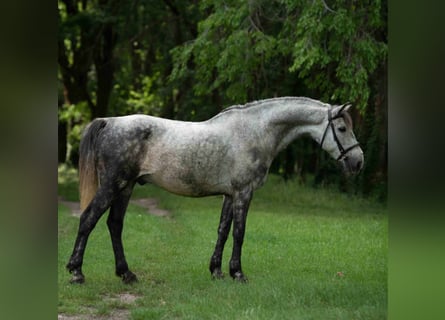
[{"xmin": 58, "ymin": 0, "xmax": 119, "ymax": 163}]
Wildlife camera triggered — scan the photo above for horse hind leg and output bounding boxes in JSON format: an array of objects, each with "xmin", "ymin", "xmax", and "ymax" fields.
[
  {"xmin": 66, "ymin": 184, "xmax": 115, "ymax": 283},
  {"xmin": 107, "ymin": 181, "xmax": 138, "ymax": 284},
  {"xmin": 209, "ymin": 195, "xmax": 233, "ymax": 279}
]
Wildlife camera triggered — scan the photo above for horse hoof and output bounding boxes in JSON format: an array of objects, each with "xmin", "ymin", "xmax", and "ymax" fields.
[
  {"xmin": 69, "ymin": 270, "xmax": 85, "ymax": 284},
  {"xmin": 211, "ymin": 269, "xmax": 225, "ymax": 280},
  {"xmin": 121, "ymin": 270, "xmax": 138, "ymax": 284},
  {"xmin": 232, "ymin": 271, "xmax": 248, "ymax": 283}
]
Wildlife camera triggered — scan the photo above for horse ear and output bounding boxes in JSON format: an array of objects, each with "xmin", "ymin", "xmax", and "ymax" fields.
[{"xmin": 333, "ymin": 103, "xmax": 352, "ymax": 117}]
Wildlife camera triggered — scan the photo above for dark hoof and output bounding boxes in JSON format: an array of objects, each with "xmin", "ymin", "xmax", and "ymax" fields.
[
  {"xmin": 121, "ymin": 270, "xmax": 138, "ymax": 284},
  {"xmin": 211, "ymin": 269, "xmax": 225, "ymax": 280},
  {"xmin": 69, "ymin": 270, "xmax": 85, "ymax": 284},
  {"xmin": 232, "ymin": 271, "xmax": 248, "ymax": 283}
]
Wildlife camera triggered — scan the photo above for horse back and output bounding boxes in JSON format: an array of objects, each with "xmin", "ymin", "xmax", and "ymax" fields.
[{"xmin": 95, "ymin": 114, "xmax": 270, "ymax": 197}]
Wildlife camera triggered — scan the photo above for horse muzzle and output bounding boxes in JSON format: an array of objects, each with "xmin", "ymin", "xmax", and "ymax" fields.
[{"xmin": 339, "ymin": 150, "xmax": 364, "ymax": 176}]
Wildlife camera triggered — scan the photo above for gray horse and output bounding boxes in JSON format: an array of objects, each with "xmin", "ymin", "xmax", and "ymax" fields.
[{"xmin": 66, "ymin": 97, "xmax": 364, "ymax": 284}]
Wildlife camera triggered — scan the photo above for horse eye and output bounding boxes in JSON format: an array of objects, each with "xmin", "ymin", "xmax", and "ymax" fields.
[{"xmin": 338, "ymin": 126, "xmax": 346, "ymax": 133}]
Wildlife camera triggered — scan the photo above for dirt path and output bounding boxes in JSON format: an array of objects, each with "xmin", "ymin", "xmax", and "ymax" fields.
[
  {"xmin": 130, "ymin": 198, "xmax": 170, "ymax": 217},
  {"xmin": 58, "ymin": 197, "xmax": 170, "ymax": 218},
  {"xmin": 58, "ymin": 293, "xmax": 139, "ymax": 320}
]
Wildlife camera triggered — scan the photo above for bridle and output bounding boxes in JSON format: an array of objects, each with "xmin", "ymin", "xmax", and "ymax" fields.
[{"xmin": 320, "ymin": 105, "xmax": 360, "ymax": 161}]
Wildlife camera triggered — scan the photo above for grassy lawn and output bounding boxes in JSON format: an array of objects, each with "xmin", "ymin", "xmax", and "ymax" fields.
[{"xmin": 58, "ymin": 166, "xmax": 387, "ymax": 319}]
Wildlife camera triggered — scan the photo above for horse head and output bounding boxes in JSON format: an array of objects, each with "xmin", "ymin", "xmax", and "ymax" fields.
[{"xmin": 319, "ymin": 104, "xmax": 364, "ymax": 175}]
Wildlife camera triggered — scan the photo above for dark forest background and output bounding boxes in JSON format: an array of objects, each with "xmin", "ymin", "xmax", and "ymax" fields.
[{"xmin": 58, "ymin": 0, "xmax": 387, "ymax": 201}]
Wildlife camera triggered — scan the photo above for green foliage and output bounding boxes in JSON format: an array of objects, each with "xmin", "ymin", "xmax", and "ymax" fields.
[
  {"xmin": 123, "ymin": 75, "xmax": 164, "ymax": 116},
  {"xmin": 58, "ymin": 102, "xmax": 90, "ymax": 124},
  {"xmin": 171, "ymin": 0, "xmax": 284, "ymax": 103},
  {"xmin": 289, "ymin": 1, "xmax": 387, "ymax": 112},
  {"xmin": 58, "ymin": 164, "xmax": 80, "ymax": 201},
  {"xmin": 58, "ymin": 102, "xmax": 91, "ymax": 164},
  {"xmin": 170, "ymin": 0, "xmax": 387, "ymax": 111}
]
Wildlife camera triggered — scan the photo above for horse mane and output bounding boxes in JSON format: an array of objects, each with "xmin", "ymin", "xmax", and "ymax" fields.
[{"xmin": 213, "ymin": 97, "xmax": 325, "ymax": 118}]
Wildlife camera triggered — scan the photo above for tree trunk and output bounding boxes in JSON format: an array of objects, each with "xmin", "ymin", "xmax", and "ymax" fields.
[{"xmin": 93, "ymin": 23, "xmax": 116, "ymax": 118}]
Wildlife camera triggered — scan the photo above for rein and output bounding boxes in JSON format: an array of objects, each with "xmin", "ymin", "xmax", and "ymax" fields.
[{"xmin": 320, "ymin": 106, "xmax": 360, "ymax": 161}]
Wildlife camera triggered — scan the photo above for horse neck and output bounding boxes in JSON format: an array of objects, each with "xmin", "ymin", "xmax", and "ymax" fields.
[{"xmin": 262, "ymin": 98, "xmax": 327, "ymax": 155}]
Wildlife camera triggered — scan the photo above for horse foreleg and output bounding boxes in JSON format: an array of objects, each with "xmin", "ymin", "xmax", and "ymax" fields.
[
  {"xmin": 209, "ymin": 195, "xmax": 233, "ymax": 279},
  {"xmin": 66, "ymin": 186, "xmax": 114, "ymax": 283},
  {"xmin": 107, "ymin": 182, "xmax": 137, "ymax": 284},
  {"xmin": 229, "ymin": 188, "xmax": 252, "ymax": 282}
]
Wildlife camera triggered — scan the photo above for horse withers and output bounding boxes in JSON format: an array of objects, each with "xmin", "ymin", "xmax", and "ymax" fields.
[{"xmin": 66, "ymin": 97, "xmax": 363, "ymax": 284}]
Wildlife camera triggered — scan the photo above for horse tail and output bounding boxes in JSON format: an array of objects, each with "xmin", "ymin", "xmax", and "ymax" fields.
[{"xmin": 78, "ymin": 119, "xmax": 107, "ymax": 211}]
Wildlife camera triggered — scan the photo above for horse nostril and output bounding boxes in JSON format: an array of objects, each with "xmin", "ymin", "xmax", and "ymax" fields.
[{"xmin": 356, "ymin": 160, "xmax": 362, "ymax": 171}]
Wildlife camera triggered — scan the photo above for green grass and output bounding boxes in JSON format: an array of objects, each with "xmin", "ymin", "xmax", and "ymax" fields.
[{"xmin": 58, "ymin": 166, "xmax": 387, "ymax": 319}]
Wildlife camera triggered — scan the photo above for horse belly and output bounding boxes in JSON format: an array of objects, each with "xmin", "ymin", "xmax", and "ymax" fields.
[
  {"xmin": 140, "ymin": 143, "xmax": 232, "ymax": 197},
  {"xmin": 145, "ymin": 168, "xmax": 229, "ymax": 197}
]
